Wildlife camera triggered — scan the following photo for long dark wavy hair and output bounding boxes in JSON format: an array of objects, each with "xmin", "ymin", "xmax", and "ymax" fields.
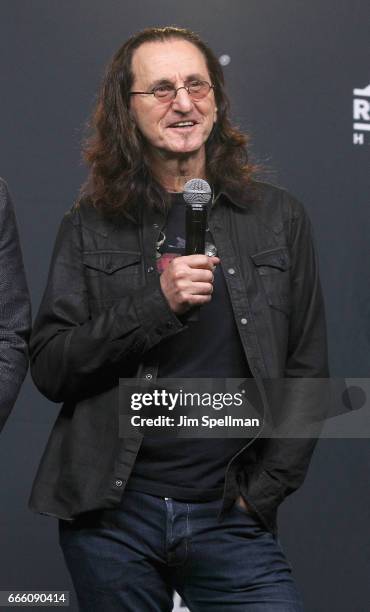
[{"xmin": 80, "ymin": 26, "xmax": 256, "ymax": 218}]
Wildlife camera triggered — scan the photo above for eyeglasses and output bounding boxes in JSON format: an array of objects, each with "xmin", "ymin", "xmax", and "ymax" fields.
[{"xmin": 129, "ymin": 80, "xmax": 214, "ymax": 103}]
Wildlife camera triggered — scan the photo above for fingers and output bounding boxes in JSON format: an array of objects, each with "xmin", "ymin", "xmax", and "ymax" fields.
[
  {"xmin": 184, "ymin": 293, "xmax": 213, "ymax": 306},
  {"xmin": 169, "ymin": 277, "xmax": 213, "ymax": 298},
  {"xmin": 159, "ymin": 253, "xmax": 219, "ymax": 314},
  {"xmin": 186, "ymin": 281, "xmax": 214, "ymax": 295},
  {"xmin": 189, "ymin": 268, "xmax": 214, "ymax": 283},
  {"xmin": 169, "ymin": 257, "xmax": 216, "ymax": 282},
  {"xmin": 181, "ymin": 254, "xmax": 220, "ymax": 270},
  {"xmin": 169, "ymin": 255, "xmax": 218, "ymax": 278}
]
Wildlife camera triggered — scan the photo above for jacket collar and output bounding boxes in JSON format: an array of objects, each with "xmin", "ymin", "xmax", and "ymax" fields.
[{"xmin": 213, "ymin": 180, "xmax": 258, "ymax": 209}]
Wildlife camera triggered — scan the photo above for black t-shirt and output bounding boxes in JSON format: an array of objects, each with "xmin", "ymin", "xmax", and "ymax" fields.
[{"xmin": 126, "ymin": 193, "xmax": 252, "ymax": 501}]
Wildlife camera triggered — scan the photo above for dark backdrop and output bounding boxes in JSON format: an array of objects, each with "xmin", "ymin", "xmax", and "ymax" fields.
[{"xmin": 0, "ymin": 1, "xmax": 369, "ymax": 611}]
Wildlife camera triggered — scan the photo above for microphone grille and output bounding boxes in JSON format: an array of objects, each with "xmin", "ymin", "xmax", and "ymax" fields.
[{"xmin": 183, "ymin": 178, "xmax": 212, "ymax": 204}]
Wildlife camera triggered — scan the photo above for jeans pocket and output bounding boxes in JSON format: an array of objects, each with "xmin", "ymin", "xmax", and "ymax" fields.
[
  {"xmin": 234, "ymin": 498, "xmax": 250, "ymax": 514},
  {"xmin": 233, "ymin": 498, "xmax": 260, "ymax": 521},
  {"xmin": 232, "ymin": 499, "xmax": 271, "ymax": 535}
]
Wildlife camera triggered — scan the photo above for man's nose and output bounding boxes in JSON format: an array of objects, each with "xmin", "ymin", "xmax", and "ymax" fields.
[{"xmin": 171, "ymin": 87, "xmax": 194, "ymax": 112}]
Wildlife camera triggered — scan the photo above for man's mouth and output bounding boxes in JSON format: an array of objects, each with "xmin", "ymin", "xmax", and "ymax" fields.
[{"xmin": 167, "ymin": 120, "xmax": 198, "ymax": 129}]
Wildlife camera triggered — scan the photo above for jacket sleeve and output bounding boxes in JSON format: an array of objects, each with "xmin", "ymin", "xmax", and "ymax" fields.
[
  {"xmin": 241, "ymin": 195, "xmax": 329, "ymax": 531},
  {"xmin": 30, "ymin": 209, "xmax": 183, "ymax": 404},
  {"xmin": 0, "ymin": 179, "xmax": 31, "ymax": 431}
]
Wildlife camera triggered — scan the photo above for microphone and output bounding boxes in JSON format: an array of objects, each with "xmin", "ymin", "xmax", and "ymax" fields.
[
  {"xmin": 182, "ymin": 179, "xmax": 213, "ymax": 323},
  {"xmin": 183, "ymin": 179, "xmax": 212, "ymax": 255}
]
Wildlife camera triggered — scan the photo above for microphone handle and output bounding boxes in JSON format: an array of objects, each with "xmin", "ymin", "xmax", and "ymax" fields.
[
  {"xmin": 185, "ymin": 203, "xmax": 207, "ymax": 255},
  {"xmin": 185, "ymin": 203, "xmax": 207, "ymax": 322}
]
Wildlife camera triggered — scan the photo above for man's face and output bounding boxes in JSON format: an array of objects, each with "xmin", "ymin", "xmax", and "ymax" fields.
[{"xmin": 129, "ymin": 39, "xmax": 217, "ymax": 157}]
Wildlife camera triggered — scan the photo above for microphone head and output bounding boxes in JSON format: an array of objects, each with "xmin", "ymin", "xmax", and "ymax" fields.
[{"xmin": 183, "ymin": 178, "xmax": 212, "ymax": 205}]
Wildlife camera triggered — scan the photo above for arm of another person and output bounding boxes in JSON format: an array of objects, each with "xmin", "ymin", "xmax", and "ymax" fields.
[{"xmin": 0, "ymin": 179, "xmax": 31, "ymax": 431}]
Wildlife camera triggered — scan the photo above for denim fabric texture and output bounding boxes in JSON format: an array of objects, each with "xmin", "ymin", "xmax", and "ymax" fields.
[{"xmin": 59, "ymin": 490, "xmax": 304, "ymax": 611}]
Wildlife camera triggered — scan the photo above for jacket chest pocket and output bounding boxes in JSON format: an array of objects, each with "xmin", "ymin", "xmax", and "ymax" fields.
[
  {"xmin": 250, "ymin": 247, "xmax": 291, "ymax": 315},
  {"xmin": 83, "ymin": 250, "xmax": 143, "ymax": 301}
]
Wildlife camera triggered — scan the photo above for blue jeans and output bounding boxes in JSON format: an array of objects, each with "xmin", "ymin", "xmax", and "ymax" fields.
[{"xmin": 59, "ymin": 490, "xmax": 303, "ymax": 611}]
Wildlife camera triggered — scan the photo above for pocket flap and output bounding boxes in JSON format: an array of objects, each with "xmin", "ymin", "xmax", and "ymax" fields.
[
  {"xmin": 83, "ymin": 251, "xmax": 141, "ymax": 274},
  {"xmin": 251, "ymin": 247, "xmax": 291, "ymax": 272}
]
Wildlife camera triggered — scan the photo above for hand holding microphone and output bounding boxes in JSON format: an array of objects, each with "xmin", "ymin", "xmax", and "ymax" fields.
[
  {"xmin": 160, "ymin": 178, "xmax": 219, "ymax": 316},
  {"xmin": 160, "ymin": 253, "xmax": 219, "ymax": 315}
]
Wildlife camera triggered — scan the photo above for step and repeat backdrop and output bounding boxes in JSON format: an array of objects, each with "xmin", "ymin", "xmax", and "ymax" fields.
[{"xmin": 0, "ymin": 1, "xmax": 369, "ymax": 611}]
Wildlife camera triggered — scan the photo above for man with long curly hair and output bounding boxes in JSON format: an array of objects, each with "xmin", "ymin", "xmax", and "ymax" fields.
[{"xmin": 29, "ymin": 27, "xmax": 328, "ymax": 611}]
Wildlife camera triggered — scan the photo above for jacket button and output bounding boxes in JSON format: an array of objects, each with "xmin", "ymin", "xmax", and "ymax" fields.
[
  {"xmin": 147, "ymin": 266, "xmax": 155, "ymax": 273},
  {"xmin": 145, "ymin": 373, "xmax": 153, "ymax": 380},
  {"xmin": 241, "ymin": 318, "xmax": 248, "ymax": 325},
  {"xmin": 166, "ymin": 321, "xmax": 174, "ymax": 329},
  {"xmin": 228, "ymin": 268, "xmax": 236, "ymax": 275},
  {"xmin": 115, "ymin": 479, "xmax": 123, "ymax": 487}
]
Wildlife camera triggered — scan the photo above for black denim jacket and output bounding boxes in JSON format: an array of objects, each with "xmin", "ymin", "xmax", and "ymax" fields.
[{"xmin": 29, "ymin": 181, "xmax": 328, "ymax": 534}]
